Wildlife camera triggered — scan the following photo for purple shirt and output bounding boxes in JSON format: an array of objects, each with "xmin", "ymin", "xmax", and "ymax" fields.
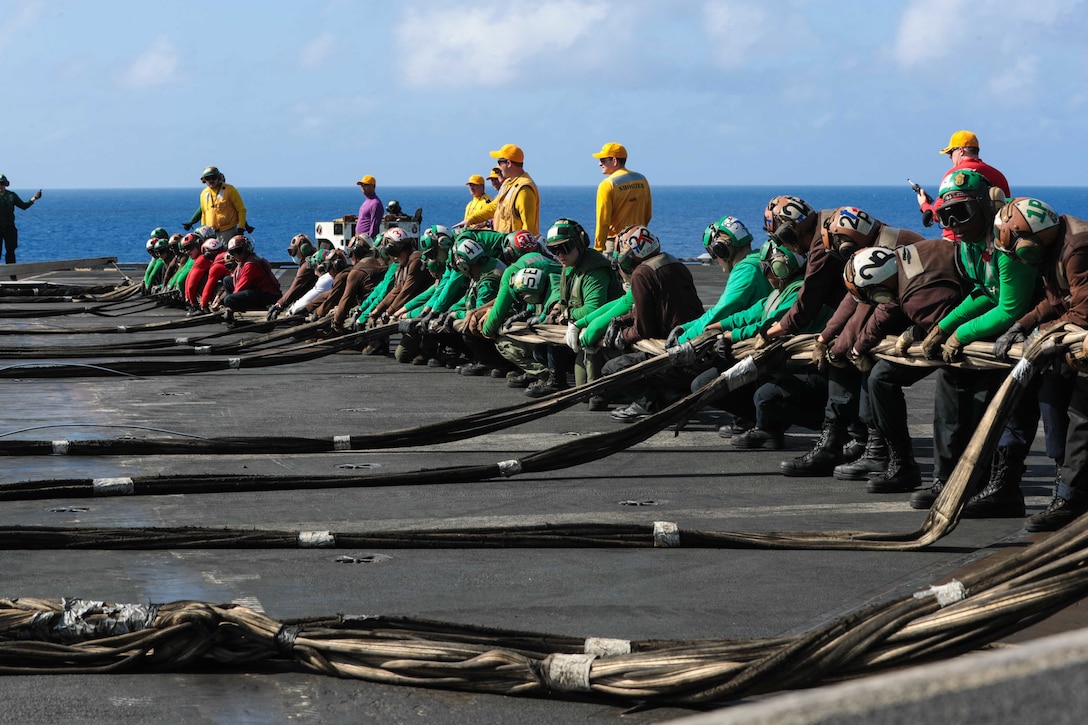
[{"xmin": 356, "ymin": 194, "xmax": 383, "ymax": 237}]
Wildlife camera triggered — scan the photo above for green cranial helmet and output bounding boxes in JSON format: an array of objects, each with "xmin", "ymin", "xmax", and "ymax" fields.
[
  {"xmin": 452, "ymin": 239, "xmax": 487, "ymax": 275},
  {"xmin": 702, "ymin": 215, "xmax": 752, "ymax": 258},
  {"xmin": 938, "ymin": 169, "xmax": 989, "ymax": 201},
  {"xmin": 0, "ymin": 174, "xmax": 8, "ymax": 186},
  {"xmin": 511, "ymin": 267, "xmax": 548, "ymax": 305},
  {"xmin": 200, "ymin": 166, "xmax": 222, "ymax": 182},
  {"xmin": 150, "ymin": 227, "xmax": 169, "ymax": 241},
  {"xmin": 420, "ymin": 225, "xmax": 454, "ymax": 260},
  {"xmin": 545, "ymin": 218, "xmax": 590, "ymax": 253}
]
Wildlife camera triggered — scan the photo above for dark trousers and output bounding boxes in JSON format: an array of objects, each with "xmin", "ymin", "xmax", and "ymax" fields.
[
  {"xmin": 826, "ymin": 364, "xmax": 867, "ymax": 440},
  {"xmin": 1061, "ymin": 375, "xmax": 1088, "ymax": 494},
  {"xmin": 868, "ymin": 361, "xmax": 1000, "ymax": 481},
  {"xmin": 223, "ymin": 289, "xmax": 280, "ymax": 312},
  {"xmin": 462, "ymin": 334, "xmax": 510, "ymax": 370},
  {"xmin": 997, "ymin": 369, "xmax": 1074, "ymax": 465},
  {"xmin": 0, "ymin": 225, "xmax": 17, "ymax": 264},
  {"xmin": 695, "ymin": 367, "xmax": 826, "ymax": 435}
]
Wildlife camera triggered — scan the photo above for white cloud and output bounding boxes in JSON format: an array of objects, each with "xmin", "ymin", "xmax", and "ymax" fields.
[
  {"xmin": 0, "ymin": 4, "xmax": 43, "ymax": 54},
  {"xmin": 701, "ymin": 1, "xmax": 774, "ymax": 70},
  {"xmin": 394, "ymin": 0, "xmax": 611, "ymax": 89},
  {"xmin": 893, "ymin": 0, "xmax": 962, "ymax": 68},
  {"xmin": 299, "ymin": 32, "xmax": 336, "ymax": 71},
  {"xmin": 121, "ymin": 37, "xmax": 182, "ymax": 90}
]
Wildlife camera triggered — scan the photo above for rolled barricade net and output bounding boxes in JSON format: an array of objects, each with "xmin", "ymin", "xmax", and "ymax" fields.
[{"xmin": 2, "ymin": 507, "xmax": 1088, "ymax": 704}]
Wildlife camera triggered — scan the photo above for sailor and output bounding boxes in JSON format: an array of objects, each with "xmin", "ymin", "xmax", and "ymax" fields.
[
  {"xmin": 463, "ymin": 174, "xmax": 492, "ymax": 228},
  {"xmin": 988, "ymin": 198, "xmax": 1088, "ymax": 531},
  {"xmin": 598, "ymin": 225, "xmax": 703, "ymax": 422},
  {"xmin": 198, "ymin": 239, "xmax": 231, "ymax": 312},
  {"xmin": 0, "ymin": 173, "xmax": 41, "ymax": 269},
  {"xmin": 792, "ymin": 206, "xmax": 925, "ymax": 479},
  {"xmin": 328, "ymin": 237, "xmax": 386, "ymax": 332},
  {"xmin": 355, "ymin": 175, "xmax": 382, "ymax": 239},
  {"xmin": 221, "ymin": 235, "xmax": 281, "ymax": 313},
  {"xmin": 460, "ymin": 144, "xmax": 540, "ymax": 235},
  {"xmin": 185, "ymin": 166, "xmax": 247, "ymax": 244},
  {"xmin": 839, "ymin": 240, "xmax": 972, "ymax": 494},
  {"xmin": 702, "ymin": 241, "xmax": 831, "ymax": 449},
  {"xmin": 525, "ymin": 218, "xmax": 622, "ymax": 397},
  {"xmin": 756, "ymin": 197, "xmax": 863, "ymax": 473},
  {"xmin": 916, "ymin": 170, "xmax": 1037, "ymax": 517},
  {"xmin": 915, "ymin": 130, "xmax": 1010, "ymax": 240},
  {"xmin": 590, "ymin": 143, "xmax": 652, "ymax": 253},
  {"xmin": 267, "ymin": 234, "xmax": 319, "ymax": 319}
]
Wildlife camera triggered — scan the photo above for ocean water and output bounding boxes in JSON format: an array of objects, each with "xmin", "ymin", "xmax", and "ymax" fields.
[{"xmin": 10, "ymin": 185, "xmax": 1088, "ymax": 265}]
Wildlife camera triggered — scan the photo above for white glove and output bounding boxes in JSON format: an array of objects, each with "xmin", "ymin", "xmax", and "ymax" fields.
[{"xmin": 565, "ymin": 322, "xmax": 582, "ymax": 352}]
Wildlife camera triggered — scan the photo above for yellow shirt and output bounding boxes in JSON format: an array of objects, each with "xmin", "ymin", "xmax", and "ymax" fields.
[
  {"xmin": 200, "ymin": 183, "xmax": 247, "ymax": 232},
  {"xmin": 464, "ymin": 193, "xmax": 493, "ymax": 225},
  {"xmin": 466, "ymin": 172, "xmax": 539, "ymax": 235},
  {"xmin": 594, "ymin": 168, "xmax": 651, "ymax": 250}
]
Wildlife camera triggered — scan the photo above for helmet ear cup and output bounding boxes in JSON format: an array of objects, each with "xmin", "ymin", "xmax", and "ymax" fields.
[
  {"xmin": 1014, "ymin": 237, "xmax": 1042, "ymax": 265},
  {"xmin": 868, "ymin": 286, "xmax": 896, "ymax": 305},
  {"xmin": 989, "ymin": 186, "xmax": 1007, "ymax": 216}
]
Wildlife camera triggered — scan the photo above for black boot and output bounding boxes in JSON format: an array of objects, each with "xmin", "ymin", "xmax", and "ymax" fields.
[
  {"xmin": 866, "ymin": 443, "xmax": 922, "ymax": 493},
  {"xmin": 525, "ymin": 367, "xmax": 569, "ymax": 398},
  {"xmin": 779, "ymin": 420, "xmax": 844, "ymax": 477},
  {"xmin": 833, "ymin": 425, "xmax": 888, "ymax": 481},
  {"xmin": 909, "ymin": 479, "xmax": 944, "ymax": 509},
  {"xmin": 961, "ymin": 448, "xmax": 1025, "ymax": 518},
  {"xmin": 1026, "ymin": 467, "xmax": 1088, "ymax": 532}
]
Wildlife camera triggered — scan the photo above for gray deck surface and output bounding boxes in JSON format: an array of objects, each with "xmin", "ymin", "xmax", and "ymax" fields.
[{"xmin": 0, "ymin": 263, "xmax": 1080, "ymax": 724}]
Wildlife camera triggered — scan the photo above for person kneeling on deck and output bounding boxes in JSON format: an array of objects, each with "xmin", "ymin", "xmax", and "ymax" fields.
[
  {"xmin": 220, "ymin": 235, "xmax": 281, "ymax": 316},
  {"xmin": 694, "ymin": 241, "xmax": 831, "ymax": 449},
  {"xmin": 599, "ymin": 225, "xmax": 704, "ymax": 422},
  {"xmin": 526, "ymin": 218, "xmax": 622, "ymax": 398},
  {"xmin": 267, "ymin": 234, "xmax": 319, "ymax": 320}
]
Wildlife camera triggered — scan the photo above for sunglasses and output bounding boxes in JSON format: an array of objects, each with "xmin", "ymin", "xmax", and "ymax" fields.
[
  {"xmin": 937, "ymin": 199, "xmax": 982, "ymax": 227},
  {"xmin": 496, "ymin": 159, "xmax": 511, "ymax": 166},
  {"xmin": 549, "ymin": 241, "xmax": 575, "ymax": 255}
]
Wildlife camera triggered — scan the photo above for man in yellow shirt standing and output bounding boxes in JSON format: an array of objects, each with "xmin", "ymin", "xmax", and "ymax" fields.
[
  {"xmin": 184, "ymin": 166, "xmax": 247, "ymax": 244},
  {"xmin": 460, "ymin": 144, "xmax": 539, "ymax": 235},
  {"xmin": 463, "ymin": 174, "xmax": 492, "ymax": 228},
  {"xmin": 591, "ymin": 142, "xmax": 652, "ymax": 252}
]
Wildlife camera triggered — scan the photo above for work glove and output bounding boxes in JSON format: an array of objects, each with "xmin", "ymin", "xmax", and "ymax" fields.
[
  {"xmin": 825, "ymin": 349, "xmax": 848, "ymax": 368},
  {"xmin": 665, "ymin": 325, "xmax": 685, "ymax": 349},
  {"xmin": 941, "ymin": 333, "xmax": 964, "ymax": 364},
  {"xmin": 565, "ymin": 322, "xmax": 582, "ymax": 353},
  {"xmin": 921, "ymin": 325, "xmax": 950, "ymax": 360},
  {"xmin": 245, "ymin": 223, "xmax": 255, "ymax": 233},
  {"xmin": 848, "ymin": 348, "xmax": 875, "ymax": 372},
  {"xmin": 182, "ymin": 222, "xmax": 193, "ymax": 231},
  {"xmin": 266, "ymin": 304, "xmax": 282, "ymax": 321},
  {"xmin": 992, "ymin": 324, "xmax": 1026, "ymax": 361},
  {"xmin": 398, "ymin": 318, "xmax": 414, "ymax": 334},
  {"xmin": 713, "ymin": 333, "xmax": 733, "ymax": 362},
  {"xmin": 812, "ymin": 338, "xmax": 829, "ymax": 373},
  {"xmin": 602, "ymin": 319, "xmax": 623, "ymax": 351},
  {"xmin": 894, "ymin": 326, "xmax": 917, "ymax": 356},
  {"xmin": 668, "ymin": 342, "xmax": 696, "ymax": 367},
  {"xmin": 921, "ymin": 209, "xmax": 934, "ymax": 228},
  {"xmin": 31, "ymin": 190, "xmax": 42, "ymax": 202},
  {"xmin": 348, "ymin": 315, "xmax": 362, "ymax": 332}
]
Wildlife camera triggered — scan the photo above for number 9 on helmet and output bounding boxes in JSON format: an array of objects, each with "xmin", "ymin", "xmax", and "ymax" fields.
[{"xmin": 844, "ymin": 247, "xmax": 898, "ymax": 304}]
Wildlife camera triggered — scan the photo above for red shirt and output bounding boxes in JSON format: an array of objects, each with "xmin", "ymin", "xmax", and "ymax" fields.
[{"xmin": 922, "ymin": 157, "xmax": 1010, "ymax": 240}]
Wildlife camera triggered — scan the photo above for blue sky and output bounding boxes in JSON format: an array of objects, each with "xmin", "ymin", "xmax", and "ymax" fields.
[{"xmin": 3, "ymin": 0, "xmax": 1087, "ymax": 189}]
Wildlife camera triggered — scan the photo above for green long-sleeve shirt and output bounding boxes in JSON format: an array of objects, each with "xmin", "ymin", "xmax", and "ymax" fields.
[
  {"xmin": 577, "ymin": 289, "xmax": 634, "ymax": 346},
  {"xmin": 143, "ymin": 258, "xmax": 166, "ymax": 288},
  {"xmin": 677, "ymin": 252, "xmax": 771, "ymax": 344},
  {"xmin": 480, "ymin": 253, "xmax": 558, "ymax": 337},
  {"xmin": 167, "ymin": 257, "xmax": 194, "ymax": 290},
  {"xmin": 938, "ymin": 242, "xmax": 1037, "ymax": 344},
  {"xmin": 357, "ymin": 262, "xmax": 399, "ymax": 319},
  {"xmin": 718, "ymin": 277, "xmax": 827, "ymax": 341}
]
